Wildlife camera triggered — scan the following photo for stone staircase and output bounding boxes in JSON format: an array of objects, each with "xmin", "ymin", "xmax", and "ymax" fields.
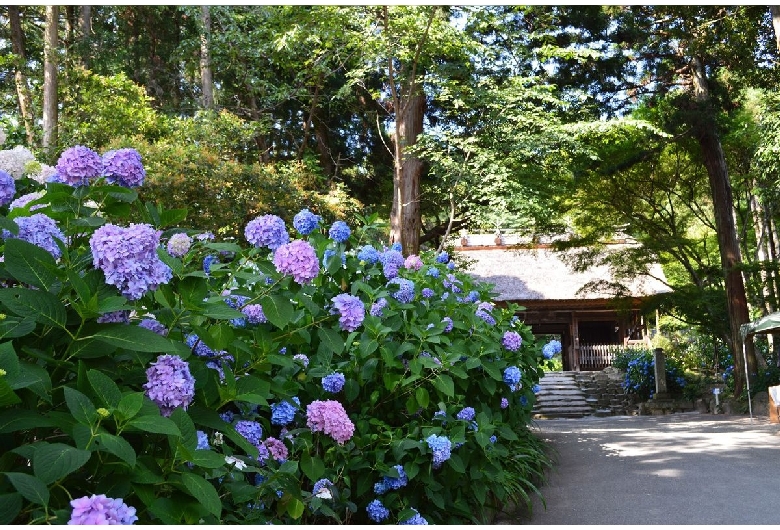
[{"xmin": 532, "ymin": 371, "xmax": 594, "ymax": 419}]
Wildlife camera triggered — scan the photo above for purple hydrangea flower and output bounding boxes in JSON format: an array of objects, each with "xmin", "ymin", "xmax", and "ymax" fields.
[
  {"xmin": 97, "ymin": 311, "xmax": 130, "ymax": 324},
  {"xmin": 456, "ymin": 407, "xmax": 475, "ymax": 421},
  {"xmin": 503, "ymin": 331, "xmax": 523, "ymax": 351},
  {"xmin": 503, "ymin": 366, "xmax": 521, "ymax": 387},
  {"xmin": 542, "ymin": 339, "xmax": 562, "ymax": 359},
  {"xmin": 501, "ymin": 397, "xmax": 509, "ymax": 409},
  {"xmin": 312, "ymin": 478, "xmax": 334, "ymax": 497},
  {"xmin": 293, "ymin": 354, "xmax": 309, "ymax": 368},
  {"xmin": 245, "ymin": 214, "xmax": 289, "ymax": 250},
  {"xmin": 2, "ymin": 213, "xmax": 65, "ymax": 259},
  {"xmin": 328, "ymin": 220, "xmax": 351, "ymax": 242},
  {"xmin": 235, "ymin": 420, "xmax": 263, "ymax": 447},
  {"xmin": 271, "ymin": 400, "xmax": 297, "ymax": 426},
  {"xmin": 370, "ymin": 298, "xmax": 388, "ymax": 317},
  {"xmin": 421, "ymin": 288, "xmax": 435, "ymax": 299},
  {"xmin": 399, "ymin": 508, "xmax": 428, "ymax": 525},
  {"xmin": 367, "ymin": 499, "xmax": 390, "ymax": 522},
  {"xmin": 56, "ymin": 145, "xmax": 102, "ymax": 187},
  {"xmin": 9, "ymin": 190, "xmax": 46, "ymax": 211},
  {"xmin": 68, "ymin": 494, "xmax": 138, "ymax": 525},
  {"xmin": 425, "ymin": 434, "xmax": 452, "ymax": 468},
  {"xmin": 90, "ymin": 223, "xmax": 172, "ymax": 300},
  {"xmin": 404, "ymin": 254, "xmax": 423, "ymax": 271},
  {"xmin": 102, "ymin": 148, "xmax": 146, "ymax": 187},
  {"xmin": 330, "ymin": 293, "xmax": 365, "ymax": 331},
  {"xmin": 264, "ymin": 436, "xmax": 288, "ymax": 462},
  {"xmin": 387, "ymin": 278, "xmax": 415, "ymax": 304},
  {"xmin": 139, "ymin": 318, "xmax": 168, "ymax": 336},
  {"xmin": 0, "ymin": 170, "xmax": 15, "ymax": 206},
  {"xmin": 273, "ymin": 239, "xmax": 319, "ymax": 284},
  {"xmin": 380, "ymin": 249, "xmax": 405, "ymax": 279},
  {"xmin": 143, "ymin": 355, "xmax": 195, "ymax": 417},
  {"xmin": 293, "ymin": 208, "xmax": 322, "ymax": 235},
  {"xmin": 322, "ymin": 372, "xmax": 346, "ymax": 393},
  {"xmin": 442, "ymin": 317, "xmax": 453, "ymax": 332},
  {"xmin": 166, "ymin": 232, "xmax": 192, "ymax": 258},
  {"xmin": 475, "ymin": 302, "xmax": 496, "ymax": 326},
  {"xmin": 242, "ymin": 304, "xmax": 267, "ymax": 324},
  {"xmin": 196, "ymin": 430, "xmax": 210, "ymax": 450},
  {"xmin": 306, "ymin": 399, "xmax": 355, "ymax": 445},
  {"xmin": 357, "ymin": 245, "xmax": 380, "ymax": 264}
]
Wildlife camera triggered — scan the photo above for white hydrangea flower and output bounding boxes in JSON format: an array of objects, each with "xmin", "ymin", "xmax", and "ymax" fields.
[
  {"xmin": 28, "ymin": 163, "xmax": 57, "ymax": 184},
  {"xmin": 0, "ymin": 145, "xmax": 35, "ymax": 179},
  {"xmin": 0, "ymin": 128, "xmax": 6, "ymax": 146}
]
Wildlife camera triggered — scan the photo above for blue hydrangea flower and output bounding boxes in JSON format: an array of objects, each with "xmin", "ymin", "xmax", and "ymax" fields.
[
  {"xmin": 203, "ymin": 254, "xmax": 219, "ymax": 274},
  {"xmin": 387, "ymin": 277, "xmax": 415, "ymax": 304},
  {"xmin": 532, "ymin": 384, "xmax": 541, "ymax": 394},
  {"xmin": 322, "ymin": 248, "xmax": 346, "ymax": 268},
  {"xmin": 245, "ymin": 214, "xmax": 289, "ymax": 250},
  {"xmin": 370, "ymin": 298, "xmax": 388, "ymax": 317},
  {"xmin": 271, "ymin": 400, "xmax": 297, "ymax": 426},
  {"xmin": 0, "ymin": 170, "xmax": 15, "ymax": 206},
  {"xmin": 475, "ymin": 302, "xmax": 496, "ymax": 326},
  {"xmin": 373, "ymin": 464, "xmax": 408, "ymax": 494},
  {"xmin": 390, "ymin": 242, "xmax": 402, "ymax": 252},
  {"xmin": 379, "ymin": 249, "xmax": 405, "ymax": 279},
  {"xmin": 503, "ymin": 366, "xmax": 521, "ymax": 387},
  {"xmin": 447, "ymin": 261, "xmax": 455, "ymax": 270},
  {"xmin": 464, "ymin": 290, "xmax": 480, "ymax": 303},
  {"xmin": 422, "ymin": 288, "xmax": 435, "ymax": 299},
  {"xmin": 312, "ymin": 478, "xmax": 334, "ymax": 498},
  {"xmin": 97, "ymin": 311, "xmax": 130, "ymax": 324},
  {"xmin": 456, "ymin": 407, "xmax": 475, "ymax": 421},
  {"xmin": 102, "ymin": 148, "xmax": 145, "ymax": 187},
  {"xmin": 357, "ymin": 245, "xmax": 380, "ymax": 264},
  {"xmin": 293, "ymin": 354, "xmax": 309, "ymax": 368},
  {"xmin": 367, "ymin": 499, "xmax": 390, "ymax": 522},
  {"xmin": 242, "ymin": 304, "xmax": 267, "ymax": 324},
  {"xmin": 328, "ymin": 220, "xmax": 351, "ymax": 242},
  {"xmin": 503, "ymin": 331, "xmax": 523, "ymax": 351},
  {"xmin": 139, "ymin": 318, "xmax": 168, "ymax": 336},
  {"xmin": 490, "ymin": 435, "xmax": 497, "ymax": 444},
  {"xmin": 425, "ymin": 434, "xmax": 452, "ymax": 468},
  {"xmin": 234, "ymin": 420, "xmax": 263, "ymax": 447},
  {"xmin": 2, "ymin": 213, "xmax": 65, "ymax": 259},
  {"xmin": 542, "ymin": 339, "xmax": 562, "ymax": 359},
  {"xmin": 442, "ymin": 317, "xmax": 453, "ymax": 332},
  {"xmin": 425, "ymin": 266, "xmax": 440, "ymax": 278},
  {"xmin": 143, "ymin": 355, "xmax": 195, "ymax": 417},
  {"xmin": 196, "ymin": 430, "xmax": 210, "ymax": 450},
  {"xmin": 399, "ymin": 508, "xmax": 429, "ymax": 525},
  {"xmin": 293, "ymin": 208, "xmax": 322, "ymax": 235},
  {"xmin": 56, "ymin": 145, "xmax": 102, "ymax": 187},
  {"xmin": 436, "ymin": 251, "xmax": 449, "ymax": 263},
  {"xmin": 330, "ymin": 293, "xmax": 365, "ymax": 331},
  {"xmin": 322, "ymin": 372, "xmax": 346, "ymax": 393},
  {"xmin": 501, "ymin": 397, "xmax": 509, "ymax": 409}
]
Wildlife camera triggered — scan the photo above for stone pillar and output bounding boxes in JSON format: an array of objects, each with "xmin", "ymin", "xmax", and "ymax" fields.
[{"xmin": 653, "ymin": 347, "xmax": 670, "ymax": 400}]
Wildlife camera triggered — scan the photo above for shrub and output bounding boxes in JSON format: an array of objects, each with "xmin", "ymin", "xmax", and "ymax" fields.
[
  {"xmin": 0, "ymin": 143, "xmax": 551, "ymax": 524},
  {"xmin": 613, "ymin": 349, "xmax": 687, "ymax": 400}
]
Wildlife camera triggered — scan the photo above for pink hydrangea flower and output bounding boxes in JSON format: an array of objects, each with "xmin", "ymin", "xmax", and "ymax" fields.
[
  {"xmin": 306, "ymin": 399, "xmax": 355, "ymax": 445},
  {"xmin": 273, "ymin": 239, "xmax": 319, "ymax": 284}
]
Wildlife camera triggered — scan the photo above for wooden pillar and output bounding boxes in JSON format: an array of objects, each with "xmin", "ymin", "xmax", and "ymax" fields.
[{"xmin": 571, "ymin": 313, "xmax": 580, "ymax": 371}]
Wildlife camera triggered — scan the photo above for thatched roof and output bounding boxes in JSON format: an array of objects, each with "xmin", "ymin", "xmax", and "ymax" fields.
[{"xmin": 460, "ymin": 243, "xmax": 672, "ymax": 303}]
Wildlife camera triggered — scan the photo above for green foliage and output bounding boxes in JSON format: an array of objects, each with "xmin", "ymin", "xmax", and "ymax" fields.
[
  {"xmin": 612, "ymin": 349, "xmax": 688, "ymax": 401},
  {"xmin": 0, "ymin": 143, "xmax": 552, "ymax": 524}
]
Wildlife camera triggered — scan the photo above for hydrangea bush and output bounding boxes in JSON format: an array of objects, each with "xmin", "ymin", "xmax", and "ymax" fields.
[{"xmin": 0, "ymin": 143, "xmax": 551, "ymax": 524}]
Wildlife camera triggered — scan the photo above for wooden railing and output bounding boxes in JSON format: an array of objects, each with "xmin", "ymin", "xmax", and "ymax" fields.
[{"xmin": 578, "ymin": 341, "xmax": 649, "ymax": 370}]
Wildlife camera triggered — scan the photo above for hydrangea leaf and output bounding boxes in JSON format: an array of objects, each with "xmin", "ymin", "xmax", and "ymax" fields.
[
  {"xmin": 0, "ymin": 492, "xmax": 22, "ymax": 525},
  {"xmin": 300, "ymin": 453, "xmax": 326, "ymax": 482},
  {"xmin": 3, "ymin": 239, "xmax": 60, "ymax": 292},
  {"xmin": 93, "ymin": 432, "xmax": 137, "ymax": 466},
  {"xmin": 259, "ymin": 294, "xmax": 294, "ymax": 329},
  {"xmin": 432, "ymin": 374, "xmax": 455, "ymax": 397},
  {"xmin": 86, "ymin": 369, "xmax": 122, "ymax": 408},
  {"xmin": 91, "ymin": 324, "xmax": 189, "ymax": 355},
  {"xmin": 0, "ymin": 378, "xmax": 21, "ymax": 407},
  {"xmin": 0, "ymin": 410, "xmax": 56, "ymax": 434},
  {"xmin": 127, "ymin": 415, "xmax": 181, "ymax": 436},
  {"xmin": 33, "ymin": 443, "xmax": 92, "ymax": 485},
  {"xmin": 3, "ymin": 472, "xmax": 49, "ymax": 506},
  {"xmin": 0, "ymin": 288, "xmax": 67, "ymax": 330},
  {"xmin": 180, "ymin": 472, "xmax": 221, "ymax": 518},
  {"xmin": 115, "ymin": 392, "xmax": 144, "ymax": 422},
  {"xmin": 64, "ymin": 387, "xmax": 98, "ymax": 426},
  {"xmin": 0, "ymin": 317, "xmax": 36, "ymax": 340}
]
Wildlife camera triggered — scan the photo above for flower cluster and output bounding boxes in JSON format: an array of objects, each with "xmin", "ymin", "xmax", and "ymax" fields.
[
  {"xmin": 97, "ymin": 311, "xmax": 130, "ymax": 324},
  {"xmin": 55, "ymin": 145, "xmax": 103, "ymax": 187},
  {"xmin": 502, "ymin": 331, "xmax": 523, "ymax": 352},
  {"xmin": 9, "ymin": 190, "xmax": 46, "ymax": 211},
  {"xmin": 273, "ymin": 239, "xmax": 319, "ymax": 284},
  {"xmin": 143, "ymin": 355, "xmax": 195, "ymax": 417},
  {"xmin": 400, "ymin": 509, "xmax": 429, "ymax": 525},
  {"xmin": 501, "ymin": 397, "xmax": 509, "ymax": 409},
  {"xmin": 0, "ymin": 145, "xmax": 35, "ymax": 179},
  {"xmin": 235, "ymin": 420, "xmax": 264, "ymax": 447},
  {"xmin": 2, "ymin": 213, "xmax": 66, "ymax": 259},
  {"xmin": 293, "ymin": 354, "xmax": 309, "ymax": 368},
  {"xmin": 90, "ymin": 223, "xmax": 172, "ymax": 300},
  {"xmin": 322, "ymin": 372, "xmax": 346, "ymax": 393},
  {"xmin": 264, "ymin": 437, "xmax": 288, "ymax": 462},
  {"xmin": 456, "ymin": 407, "xmax": 475, "ymax": 421},
  {"xmin": 312, "ymin": 478, "xmax": 334, "ymax": 498},
  {"xmin": 366, "ymin": 499, "xmax": 390, "ymax": 522},
  {"xmin": 242, "ymin": 304, "xmax": 267, "ymax": 324},
  {"xmin": 370, "ymin": 298, "xmax": 388, "ymax": 317},
  {"xmin": 330, "ymin": 293, "xmax": 365, "ymax": 331},
  {"xmin": 271, "ymin": 399, "xmax": 298, "ymax": 426},
  {"xmin": 0, "ymin": 170, "xmax": 15, "ymax": 206},
  {"xmin": 373, "ymin": 464, "xmax": 408, "ymax": 494},
  {"xmin": 293, "ymin": 208, "xmax": 322, "ymax": 235},
  {"xmin": 245, "ymin": 214, "xmax": 290, "ymax": 250},
  {"xmin": 328, "ymin": 220, "xmax": 351, "ymax": 242},
  {"xmin": 442, "ymin": 317, "xmax": 454, "ymax": 333},
  {"xmin": 404, "ymin": 254, "xmax": 423, "ymax": 271},
  {"xmin": 102, "ymin": 148, "xmax": 146, "ymax": 187},
  {"xmin": 196, "ymin": 430, "xmax": 210, "ymax": 450},
  {"xmin": 380, "ymin": 249, "xmax": 405, "ymax": 279},
  {"xmin": 388, "ymin": 278, "xmax": 415, "ymax": 304},
  {"xmin": 475, "ymin": 302, "xmax": 496, "ymax": 326},
  {"xmin": 503, "ymin": 366, "xmax": 521, "ymax": 389},
  {"xmin": 542, "ymin": 339, "xmax": 562, "ymax": 359},
  {"xmin": 166, "ymin": 232, "xmax": 192, "ymax": 258},
  {"xmin": 306, "ymin": 399, "xmax": 355, "ymax": 445},
  {"xmin": 139, "ymin": 318, "xmax": 168, "ymax": 336},
  {"xmin": 357, "ymin": 245, "xmax": 380, "ymax": 264},
  {"xmin": 68, "ymin": 494, "xmax": 138, "ymax": 525},
  {"xmin": 425, "ymin": 434, "xmax": 452, "ymax": 468}
]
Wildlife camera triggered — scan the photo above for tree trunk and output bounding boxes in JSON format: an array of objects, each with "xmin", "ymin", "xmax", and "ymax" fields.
[
  {"xmin": 8, "ymin": 6, "xmax": 36, "ymax": 145},
  {"xmin": 396, "ymin": 91, "xmax": 425, "ymax": 255},
  {"xmin": 43, "ymin": 6, "xmax": 59, "ymax": 159},
  {"xmin": 79, "ymin": 6, "xmax": 92, "ymax": 68},
  {"xmin": 689, "ymin": 55, "xmax": 756, "ymax": 396},
  {"xmin": 200, "ymin": 5, "xmax": 215, "ymax": 109},
  {"xmin": 771, "ymin": 6, "xmax": 780, "ymax": 53}
]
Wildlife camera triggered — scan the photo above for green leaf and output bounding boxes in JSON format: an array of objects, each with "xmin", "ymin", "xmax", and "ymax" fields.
[
  {"xmin": 93, "ymin": 432, "xmax": 137, "ymax": 466},
  {"xmin": 3, "ymin": 472, "xmax": 49, "ymax": 506},
  {"xmin": 159, "ymin": 208, "xmax": 188, "ymax": 227},
  {"xmin": 0, "ymin": 492, "xmax": 22, "ymax": 525},
  {"xmin": 0, "ymin": 410, "xmax": 56, "ymax": 433},
  {"xmin": 0, "ymin": 378, "xmax": 20, "ymax": 407},
  {"xmin": 300, "ymin": 453, "xmax": 326, "ymax": 482},
  {"xmin": 3, "ymin": 239, "xmax": 60, "ymax": 291},
  {"xmin": 127, "ymin": 415, "xmax": 182, "ymax": 436},
  {"xmin": 0, "ymin": 216, "xmax": 19, "ymax": 235},
  {"xmin": 447, "ymin": 453, "xmax": 466, "ymax": 473},
  {"xmin": 317, "ymin": 327, "xmax": 345, "ymax": 356},
  {"xmin": 179, "ymin": 277, "xmax": 208, "ymax": 308},
  {"xmin": 415, "ymin": 387, "xmax": 430, "ymax": 409},
  {"xmin": 286, "ymin": 497, "xmax": 305, "ymax": 519},
  {"xmin": 260, "ymin": 294, "xmax": 294, "ymax": 329},
  {"xmin": 202, "ymin": 305, "xmax": 245, "ymax": 320},
  {"xmin": 90, "ymin": 324, "xmax": 188, "ymax": 354},
  {"xmin": 169, "ymin": 408, "xmax": 197, "ymax": 451},
  {"xmin": 481, "ymin": 361, "xmax": 502, "ymax": 381},
  {"xmin": 188, "ymin": 450, "xmax": 226, "ymax": 469},
  {"xmin": 33, "ymin": 443, "xmax": 92, "ymax": 485},
  {"xmin": 180, "ymin": 472, "xmax": 221, "ymax": 518},
  {"xmin": 64, "ymin": 386, "xmax": 98, "ymax": 426},
  {"xmin": 87, "ymin": 370, "xmax": 122, "ymax": 408},
  {"xmin": 432, "ymin": 374, "xmax": 455, "ymax": 397},
  {"xmin": 0, "ymin": 288, "xmax": 67, "ymax": 329},
  {"xmin": 0, "ymin": 317, "xmax": 36, "ymax": 340}
]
